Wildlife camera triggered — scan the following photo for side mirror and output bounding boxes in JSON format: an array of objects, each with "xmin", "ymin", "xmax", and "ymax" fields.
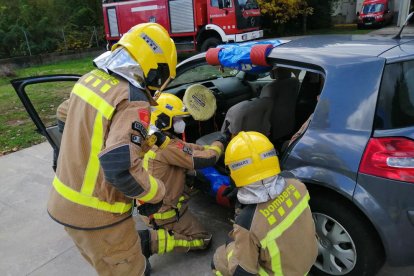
[{"xmin": 356, "ymin": 11, "xmax": 360, "ymax": 17}]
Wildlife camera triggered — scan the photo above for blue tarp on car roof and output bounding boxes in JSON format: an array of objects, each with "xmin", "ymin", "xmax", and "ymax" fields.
[{"xmin": 216, "ymin": 39, "xmax": 284, "ymax": 73}]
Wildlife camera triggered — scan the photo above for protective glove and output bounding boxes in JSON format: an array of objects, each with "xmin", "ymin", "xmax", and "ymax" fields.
[
  {"xmin": 216, "ymin": 128, "xmax": 232, "ymax": 148},
  {"xmin": 147, "ymin": 131, "xmax": 170, "ymax": 149},
  {"xmin": 221, "ymin": 178, "xmax": 238, "ymax": 202},
  {"xmin": 137, "ymin": 201, "xmax": 163, "ymax": 217}
]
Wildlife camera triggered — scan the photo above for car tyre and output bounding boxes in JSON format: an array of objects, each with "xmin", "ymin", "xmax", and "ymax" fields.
[
  {"xmin": 200, "ymin": 37, "xmax": 221, "ymax": 52},
  {"xmin": 309, "ymin": 192, "xmax": 384, "ymax": 276}
]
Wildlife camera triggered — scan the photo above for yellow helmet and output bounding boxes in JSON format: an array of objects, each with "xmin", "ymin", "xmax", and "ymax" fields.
[
  {"xmin": 225, "ymin": 131, "xmax": 281, "ymax": 187},
  {"xmin": 112, "ymin": 23, "xmax": 177, "ymax": 90},
  {"xmin": 151, "ymin": 93, "xmax": 190, "ymax": 130}
]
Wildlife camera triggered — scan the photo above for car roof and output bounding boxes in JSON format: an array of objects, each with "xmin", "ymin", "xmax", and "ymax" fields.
[
  {"xmin": 178, "ymin": 35, "xmax": 414, "ymax": 70},
  {"xmin": 268, "ymin": 35, "xmax": 414, "ymax": 67}
]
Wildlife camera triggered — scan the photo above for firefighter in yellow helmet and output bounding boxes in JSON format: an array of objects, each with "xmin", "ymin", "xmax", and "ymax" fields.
[
  {"xmin": 136, "ymin": 93, "xmax": 230, "ymax": 260},
  {"xmin": 212, "ymin": 131, "xmax": 318, "ymax": 276},
  {"xmin": 48, "ymin": 23, "xmax": 176, "ymax": 276}
]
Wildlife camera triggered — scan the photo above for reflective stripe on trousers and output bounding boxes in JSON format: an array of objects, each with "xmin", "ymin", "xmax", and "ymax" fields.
[{"xmin": 156, "ymin": 229, "xmax": 204, "ymax": 254}]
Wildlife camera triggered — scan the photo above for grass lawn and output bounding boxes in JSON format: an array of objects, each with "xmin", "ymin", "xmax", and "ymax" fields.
[
  {"xmin": 0, "ymin": 57, "xmax": 95, "ymax": 155},
  {"xmin": 307, "ymin": 24, "xmax": 372, "ymax": 35}
]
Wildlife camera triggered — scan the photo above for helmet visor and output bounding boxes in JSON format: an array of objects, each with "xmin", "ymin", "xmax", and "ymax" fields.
[{"xmin": 146, "ymin": 63, "xmax": 171, "ymax": 90}]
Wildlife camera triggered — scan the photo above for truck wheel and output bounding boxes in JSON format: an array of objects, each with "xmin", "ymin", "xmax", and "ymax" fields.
[
  {"xmin": 309, "ymin": 192, "xmax": 384, "ymax": 276},
  {"xmin": 200, "ymin": 37, "xmax": 221, "ymax": 52},
  {"xmin": 250, "ymin": 44, "xmax": 273, "ymax": 66}
]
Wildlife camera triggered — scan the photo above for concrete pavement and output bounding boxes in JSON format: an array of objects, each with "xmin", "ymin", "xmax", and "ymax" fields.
[
  {"xmin": 0, "ymin": 142, "xmax": 413, "ymax": 276},
  {"xmin": 368, "ymin": 25, "xmax": 414, "ymax": 36},
  {"xmin": 0, "ymin": 142, "xmax": 233, "ymax": 276}
]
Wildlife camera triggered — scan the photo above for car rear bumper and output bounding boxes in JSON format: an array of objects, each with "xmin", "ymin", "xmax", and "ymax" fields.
[{"xmin": 354, "ymin": 174, "xmax": 414, "ymax": 266}]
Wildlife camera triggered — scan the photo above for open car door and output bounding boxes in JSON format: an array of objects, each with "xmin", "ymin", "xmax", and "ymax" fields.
[{"xmin": 11, "ymin": 75, "xmax": 81, "ymax": 170}]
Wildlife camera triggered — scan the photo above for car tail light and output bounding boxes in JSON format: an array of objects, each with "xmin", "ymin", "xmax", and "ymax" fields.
[{"xmin": 359, "ymin": 137, "xmax": 414, "ymax": 183}]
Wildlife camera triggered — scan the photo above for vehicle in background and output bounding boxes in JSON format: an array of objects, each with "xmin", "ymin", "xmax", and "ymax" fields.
[
  {"xmin": 357, "ymin": 0, "xmax": 394, "ymax": 29},
  {"xmin": 102, "ymin": 0, "xmax": 263, "ymax": 52}
]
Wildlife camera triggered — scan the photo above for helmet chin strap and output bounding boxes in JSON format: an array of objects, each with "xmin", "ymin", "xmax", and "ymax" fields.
[{"xmin": 152, "ymin": 77, "xmax": 172, "ymax": 100}]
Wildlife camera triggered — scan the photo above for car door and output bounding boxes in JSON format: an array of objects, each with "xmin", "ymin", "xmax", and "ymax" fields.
[{"xmin": 11, "ymin": 75, "xmax": 81, "ymax": 170}]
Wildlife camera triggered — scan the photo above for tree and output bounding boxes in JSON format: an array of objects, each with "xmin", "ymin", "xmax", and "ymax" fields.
[
  {"xmin": 257, "ymin": 0, "xmax": 313, "ymax": 24},
  {"xmin": 0, "ymin": 0, "xmax": 104, "ymax": 58}
]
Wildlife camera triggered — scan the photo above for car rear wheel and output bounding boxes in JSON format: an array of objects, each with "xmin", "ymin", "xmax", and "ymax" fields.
[{"xmin": 310, "ymin": 192, "xmax": 384, "ymax": 276}]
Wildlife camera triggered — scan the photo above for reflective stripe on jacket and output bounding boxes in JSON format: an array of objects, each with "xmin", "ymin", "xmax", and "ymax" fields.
[
  {"xmin": 48, "ymin": 69, "xmax": 165, "ymax": 229},
  {"xmin": 213, "ymin": 178, "xmax": 318, "ymax": 276}
]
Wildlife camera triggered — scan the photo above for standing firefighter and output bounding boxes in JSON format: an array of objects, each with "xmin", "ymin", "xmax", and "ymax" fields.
[
  {"xmin": 47, "ymin": 23, "xmax": 177, "ymax": 276},
  {"xmin": 212, "ymin": 131, "xmax": 318, "ymax": 276},
  {"xmin": 137, "ymin": 93, "xmax": 228, "ymax": 258}
]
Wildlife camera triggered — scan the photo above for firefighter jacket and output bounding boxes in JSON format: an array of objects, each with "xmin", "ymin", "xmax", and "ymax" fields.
[
  {"xmin": 56, "ymin": 98, "xmax": 69, "ymax": 133},
  {"xmin": 48, "ymin": 69, "xmax": 166, "ymax": 229},
  {"xmin": 213, "ymin": 175, "xmax": 318, "ymax": 276},
  {"xmin": 141, "ymin": 138, "xmax": 223, "ymax": 225}
]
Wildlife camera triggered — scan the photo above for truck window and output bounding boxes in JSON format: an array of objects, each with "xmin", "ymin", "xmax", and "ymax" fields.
[
  {"xmin": 375, "ymin": 60, "xmax": 414, "ymax": 129},
  {"xmin": 362, "ymin": 3, "xmax": 384, "ymax": 13},
  {"xmin": 211, "ymin": 0, "xmax": 232, "ymax": 8},
  {"xmin": 238, "ymin": 0, "xmax": 258, "ymax": 10}
]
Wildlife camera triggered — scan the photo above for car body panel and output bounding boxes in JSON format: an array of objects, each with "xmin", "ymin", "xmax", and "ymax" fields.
[
  {"xmin": 354, "ymin": 174, "xmax": 414, "ymax": 265},
  {"xmin": 272, "ymin": 35, "xmax": 414, "ymax": 266},
  {"xmin": 380, "ymin": 40, "xmax": 414, "ymax": 62}
]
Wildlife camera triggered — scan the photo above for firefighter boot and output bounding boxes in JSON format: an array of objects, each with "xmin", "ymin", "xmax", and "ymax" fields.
[{"xmin": 138, "ymin": 230, "xmax": 152, "ymax": 259}]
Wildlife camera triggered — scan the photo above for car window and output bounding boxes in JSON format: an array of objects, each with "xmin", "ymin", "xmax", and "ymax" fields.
[
  {"xmin": 24, "ymin": 81, "xmax": 73, "ymax": 128},
  {"xmin": 375, "ymin": 59, "xmax": 414, "ymax": 130},
  {"xmin": 168, "ymin": 64, "xmax": 239, "ymax": 88}
]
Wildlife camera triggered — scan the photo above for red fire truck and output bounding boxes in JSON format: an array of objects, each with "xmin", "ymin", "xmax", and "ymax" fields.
[{"xmin": 102, "ymin": 0, "xmax": 263, "ymax": 52}]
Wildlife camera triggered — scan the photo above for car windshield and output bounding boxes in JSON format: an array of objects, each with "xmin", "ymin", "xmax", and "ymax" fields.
[
  {"xmin": 362, "ymin": 3, "xmax": 384, "ymax": 13},
  {"xmin": 168, "ymin": 64, "xmax": 239, "ymax": 88},
  {"xmin": 238, "ymin": 0, "xmax": 259, "ymax": 10}
]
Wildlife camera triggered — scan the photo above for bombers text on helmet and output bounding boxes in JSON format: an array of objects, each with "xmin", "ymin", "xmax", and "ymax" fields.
[
  {"xmin": 225, "ymin": 131, "xmax": 281, "ymax": 187},
  {"xmin": 151, "ymin": 93, "xmax": 190, "ymax": 130},
  {"xmin": 112, "ymin": 23, "xmax": 177, "ymax": 90}
]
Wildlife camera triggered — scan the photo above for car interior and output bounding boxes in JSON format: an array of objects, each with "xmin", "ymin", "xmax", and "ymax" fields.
[{"xmin": 167, "ymin": 63, "xmax": 325, "ymax": 157}]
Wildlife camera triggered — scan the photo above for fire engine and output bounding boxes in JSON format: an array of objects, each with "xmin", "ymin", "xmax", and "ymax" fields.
[{"xmin": 102, "ymin": 0, "xmax": 263, "ymax": 52}]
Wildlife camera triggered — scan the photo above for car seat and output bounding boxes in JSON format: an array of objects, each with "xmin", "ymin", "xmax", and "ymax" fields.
[
  {"xmin": 220, "ymin": 95, "xmax": 273, "ymax": 136},
  {"xmin": 196, "ymin": 89, "xmax": 273, "ymax": 145},
  {"xmin": 260, "ymin": 68, "xmax": 300, "ymax": 146},
  {"xmin": 295, "ymin": 72, "xmax": 323, "ymax": 130}
]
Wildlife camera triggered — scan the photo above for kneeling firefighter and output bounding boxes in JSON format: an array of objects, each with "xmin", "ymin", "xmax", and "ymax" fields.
[
  {"xmin": 48, "ymin": 23, "xmax": 177, "ymax": 276},
  {"xmin": 137, "ymin": 92, "xmax": 230, "ymax": 259},
  {"xmin": 212, "ymin": 131, "xmax": 318, "ymax": 276}
]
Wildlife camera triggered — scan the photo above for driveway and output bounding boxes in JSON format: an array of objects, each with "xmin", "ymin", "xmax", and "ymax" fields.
[{"xmin": 368, "ymin": 25, "xmax": 414, "ymax": 36}]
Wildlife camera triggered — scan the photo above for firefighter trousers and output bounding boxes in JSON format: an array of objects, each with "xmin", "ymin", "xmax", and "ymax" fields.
[
  {"xmin": 143, "ymin": 208, "xmax": 212, "ymax": 255},
  {"xmin": 65, "ymin": 217, "xmax": 148, "ymax": 276}
]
